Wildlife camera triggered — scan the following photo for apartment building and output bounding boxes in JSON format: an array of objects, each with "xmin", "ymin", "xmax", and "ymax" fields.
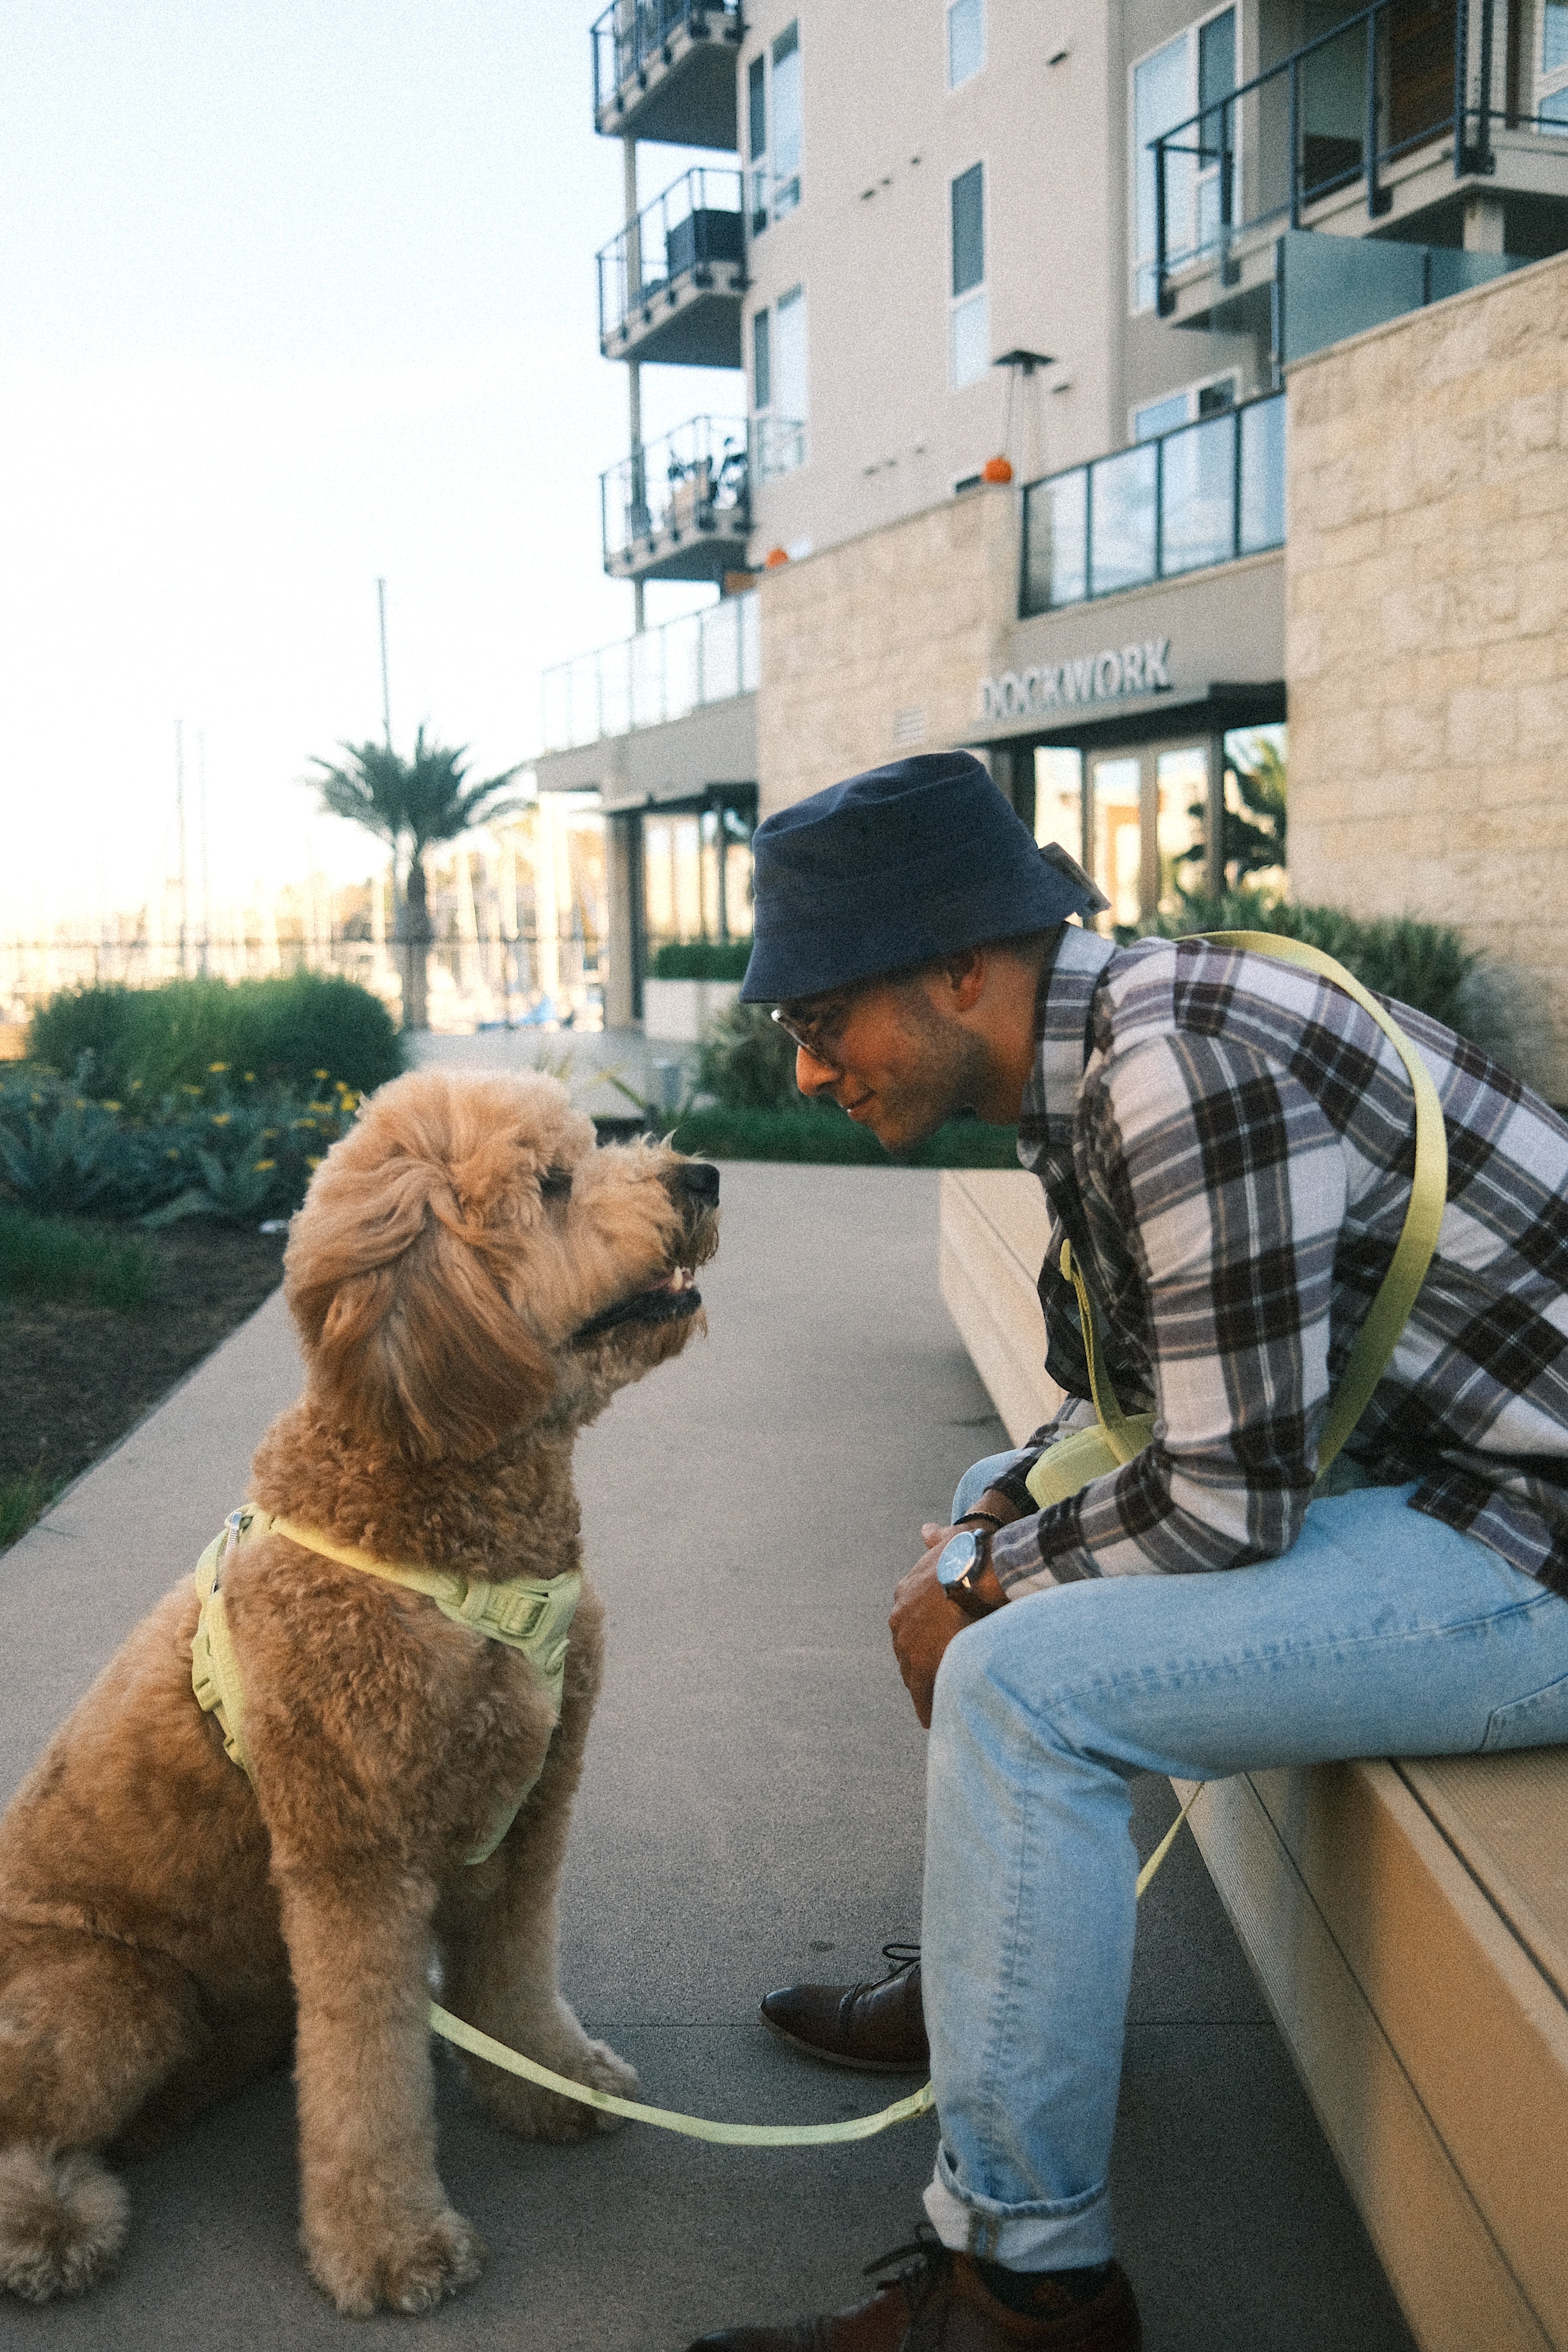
[{"xmin": 535, "ymin": 0, "xmax": 1568, "ymax": 1021}]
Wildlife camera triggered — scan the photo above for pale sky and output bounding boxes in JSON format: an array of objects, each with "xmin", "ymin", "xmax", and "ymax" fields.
[{"xmin": 1, "ymin": 0, "xmax": 737, "ymax": 935}]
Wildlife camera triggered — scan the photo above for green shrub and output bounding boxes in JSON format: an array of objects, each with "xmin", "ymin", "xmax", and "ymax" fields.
[
  {"xmin": 697, "ymin": 999, "xmax": 800, "ymax": 1110},
  {"xmin": 29, "ymin": 973, "xmax": 404, "ymax": 1100},
  {"xmin": 0, "ymin": 1205, "xmax": 152, "ymax": 1310},
  {"xmin": 648, "ymin": 940, "xmax": 753, "ymax": 982},
  {"xmin": 0, "ymin": 1067, "xmax": 360, "ymax": 1226},
  {"xmin": 662, "ymin": 1105, "xmax": 1021, "ymax": 1168},
  {"xmin": 1144, "ymin": 893, "xmax": 1488, "ymax": 1032}
]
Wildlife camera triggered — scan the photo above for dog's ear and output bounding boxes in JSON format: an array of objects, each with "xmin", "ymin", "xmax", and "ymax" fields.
[{"xmin": 288, "ymin": 1156, "xmax": 556, "ymax": 1461}]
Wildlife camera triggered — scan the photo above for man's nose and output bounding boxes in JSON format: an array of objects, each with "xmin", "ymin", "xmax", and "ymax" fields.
[
  {"xmin": 675, "ymin": 1160, "xmax": 720, "ymax": 1205},
  {"xmin": 795, "ymin": 1046, "xmax": 837, "ymax": 1096}
]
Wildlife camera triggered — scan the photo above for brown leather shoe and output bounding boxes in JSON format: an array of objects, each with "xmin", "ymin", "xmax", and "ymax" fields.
[
  {"xmin": 760, "ymin": 1945, "xmax": 929, "ymax": 2073},
  {"xmin": 686, "ymin": 2229, "xmax": 1141, "ymax": 2350}
]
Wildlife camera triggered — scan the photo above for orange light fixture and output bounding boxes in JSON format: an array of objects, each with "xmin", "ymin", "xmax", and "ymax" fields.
[
  {"xmin": 982, "ymin": 455, "xmax": 1014, "ymax": 484},
  {"xmin": 764, "ymin": 545, "xmax": 790, "ymax": 568}
]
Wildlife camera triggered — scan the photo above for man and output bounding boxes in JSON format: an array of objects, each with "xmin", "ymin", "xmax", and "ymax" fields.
[{"xmin": 688, "ymin": 752, "xmax": 1568, "ymax": 2352}]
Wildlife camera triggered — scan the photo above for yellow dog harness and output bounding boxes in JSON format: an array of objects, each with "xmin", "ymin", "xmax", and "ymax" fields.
[{"xmin": 191, "ymin": 1507, "xmax": 582, "ymax": 1864}]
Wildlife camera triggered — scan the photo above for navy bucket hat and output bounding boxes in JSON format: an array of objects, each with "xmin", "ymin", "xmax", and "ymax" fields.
[{"xmin": 740, "ymin": 751, "xmax": 1105, "ymax": 1004}]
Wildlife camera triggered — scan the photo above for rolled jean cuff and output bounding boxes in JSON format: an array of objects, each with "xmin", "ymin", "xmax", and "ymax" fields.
[{"xmin": 923, "ymin": 2147, "xmax": 1114, "ymax": 2271}]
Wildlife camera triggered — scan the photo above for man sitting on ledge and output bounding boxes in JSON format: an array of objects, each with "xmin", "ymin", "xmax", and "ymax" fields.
[{"xmin": 686, "ymin": 752, "xmax": 1568, "ymax": 2352}]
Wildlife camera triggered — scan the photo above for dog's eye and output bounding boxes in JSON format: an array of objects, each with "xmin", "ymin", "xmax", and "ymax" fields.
[{"xmin": 539, "ymin": 1167, "xmax": 574, "ymax": 1201}]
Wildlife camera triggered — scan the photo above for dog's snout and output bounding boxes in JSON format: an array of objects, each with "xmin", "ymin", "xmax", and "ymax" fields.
[{"xmin": 675, "ymin": 1161, "xmax": 720, "ymax": 1205}]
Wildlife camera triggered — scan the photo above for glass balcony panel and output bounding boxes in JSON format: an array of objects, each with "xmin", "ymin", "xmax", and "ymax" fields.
[
  {"xmin": 1238, "ymin": 392, "xmax": 1286, "ymax": 553},
  {"xmin": 630, "ymin": 628, "xmax": 668, "ymax": 733},
  {"xmin": 598, "ymin": 640, "xmax": 632, "ymax": 740},
  {"xmin": 740, "ymin": 583, "xmax": 761, "ymax": 688},
  {"xmin": 1160, "ymin": 412, "xmax": 1236, "ymax": 576},
  {"xmin": 1021, "ymin": 469, "xmax": 1087, "ymax": 614},
  {"xmin": 539, "ymin": 591, "xmax": 758, "ymax": 752},
  {"xmin": 664, "ymin": 614, "xmax": 703, "ymax": 724},
  {"xmin": 1088, "ymin": 445, "xmax": 1156, "ymax": 597},
  {"xmin": 698, "ymin": 596, "xmax": 741, "ymax": 702}
]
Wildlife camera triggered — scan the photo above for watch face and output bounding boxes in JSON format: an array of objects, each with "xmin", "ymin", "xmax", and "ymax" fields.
[{"xmin": 936, "ymin": 1528, "xmax": 982, "ymax": 1589}]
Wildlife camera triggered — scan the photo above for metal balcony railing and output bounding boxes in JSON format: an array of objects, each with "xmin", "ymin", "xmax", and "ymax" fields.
[
  {"xmin": 541, "ymin": 591, "xmax": 760, "ymax": 754},
  {"xmin": 1019, "ymin": 392, "xmax": 1285, "ymax": 619},
  {"xmin": 1150, "ymin": 0, "xmax": 1548, "ymax": 315},
  {"xmin": 600, "ymin": 417, "xmax": 750, "ymax": 576},
  {"xmin": 591, "ymin": 1, "xmax": 744, "ymax": 141},
  {"xmin": 596, "ymin": 166, "xmax": 746, "ymax": 359}
]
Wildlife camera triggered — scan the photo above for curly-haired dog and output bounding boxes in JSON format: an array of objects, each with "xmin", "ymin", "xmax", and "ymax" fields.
[{"xmin": 0, "ymin": 1068, "xmax": 718, "ymax": 2315}]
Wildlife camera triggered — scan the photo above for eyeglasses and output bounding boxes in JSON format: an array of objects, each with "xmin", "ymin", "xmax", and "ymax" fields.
[{"xmin": 770, "ymin": 998, "xmax": 852, "ymax": 1069}]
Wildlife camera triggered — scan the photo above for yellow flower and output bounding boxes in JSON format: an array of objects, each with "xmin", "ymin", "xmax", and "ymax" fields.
[
  {"xmin": 308, "ymin": 1100, "xmax": 331, "ymax": 1115},
  {"xmin": 243, "ymin": 1071, "xmax": 256, "ymax": 1082},
  {"xmin": 208, "ymin": 1061, "xmax": 229, "ymax": 1073},
  {"xmin": 306, "ymin": 1155, "xmax": 323, "ymax": 1169},
  {"xmin": 183, "ymin": 1084, "xmax": 202, "ymax": 1097},
  {"xmin": 102, "ymin": 1100, "xmax": 122, "ymax": 1111},
  {"xmin": 313, "ymin": 1067, "xmax": 329, "ymax": 1081},
  {"xmin": 210, "ymin": 1113, "xmax": 231, "ymax": 1127},
  {"xmin": 253, "ymin": 1159, "xmax": 276, "ymax": 1172}
]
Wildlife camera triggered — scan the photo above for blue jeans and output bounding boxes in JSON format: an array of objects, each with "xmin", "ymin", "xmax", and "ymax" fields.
[{"xmin": 922, "ymin": 1452, "xmax": 1568, "ymax": 2268}]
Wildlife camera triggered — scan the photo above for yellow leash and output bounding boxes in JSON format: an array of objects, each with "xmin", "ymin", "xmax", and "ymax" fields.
[{"xmin": 426, "ymin": 1785, "xmax": 1203, "ymax": 2144}]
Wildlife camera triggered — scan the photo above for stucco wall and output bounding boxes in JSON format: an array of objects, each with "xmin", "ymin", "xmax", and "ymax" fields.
[
  {"xmin": 1286, "ymin": 250, "xmax": 1568, "ymax": 1100},
  {"xmin": 755, "ymin": 481, "xmax": 1017, "ymax": 815}
]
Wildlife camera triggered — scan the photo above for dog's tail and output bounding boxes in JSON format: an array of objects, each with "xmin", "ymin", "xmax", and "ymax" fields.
[{"xmin": 0, "ymin": 2144, "xmax": 128, "ymax": 2301}]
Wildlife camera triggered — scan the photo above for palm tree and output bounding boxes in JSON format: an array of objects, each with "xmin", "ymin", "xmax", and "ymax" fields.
[{"xmin": 311, "ymin": 727, "xmax": 527, "ymax": 1029}]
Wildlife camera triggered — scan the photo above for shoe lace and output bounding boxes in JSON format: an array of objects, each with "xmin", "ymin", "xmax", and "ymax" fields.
[
  {"xmin": 842, "ymin": 1942, "xmax": 920, "ymax": 2001},
  {"xmin": 861, "ymin": 2223, "xmax": 949, "ymax": 2308}
]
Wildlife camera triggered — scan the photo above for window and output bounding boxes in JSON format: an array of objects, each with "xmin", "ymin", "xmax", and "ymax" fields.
[
  {"xmin": 747, "ymin": 55, "xmax": 767, "ymax": 231},
  {"xmin": 773, "ymin": 25, "xmax": 802, "ymax": 215},
  {"xmin": 1542, "ymin": 0, "xmax": 1568, "ymax": 127},
  {"xmin": 752, "ymin": 308, "xmax": 772, "ymax": 415},
  {"xmin": 949, "ymin": 160, "xmax": 988, "ymax": 387},
  {"xmin": 948, "ymin": 0, "xmax": 985, "ymax": 89},
  {"xmin": 746, "ymin": 22, "xmax": 803, "ymax": 234},
  {"xmin": 753, "ymin": 286, "xmax": 807, "ymax": 476},
  {"xmin": 1132, "ymin": 372, "xmax": 1237, "ymax": 440},
  {"xmin": 1129, "ymin": 8, "xmax": 1236, "ymax": 311}
]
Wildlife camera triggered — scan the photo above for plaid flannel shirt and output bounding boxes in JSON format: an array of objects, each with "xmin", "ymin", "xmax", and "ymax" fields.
[{"xmin": 988, "ymin": 926, "xmax": 1568, "ymax": 1601}]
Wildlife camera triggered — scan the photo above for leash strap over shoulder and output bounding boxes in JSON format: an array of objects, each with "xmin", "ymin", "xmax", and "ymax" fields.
[{"xmin": 1199, "ymin": 933, "xmax": 1448, "ymax": 1474}]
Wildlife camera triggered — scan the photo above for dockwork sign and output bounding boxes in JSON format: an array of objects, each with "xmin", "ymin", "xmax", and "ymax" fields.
[{"xmin": 980, "ymin": 639, "xmax": 1171, "ymax": 722}]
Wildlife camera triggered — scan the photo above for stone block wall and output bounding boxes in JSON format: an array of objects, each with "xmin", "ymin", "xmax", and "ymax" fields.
[
  {"xmin": 755, "ymin": 482, "xmax": 1018, "ymax": 816},
  {"xmin": 1286, "ymin": 250, "xmax": 1568, "ymax": 1100}
]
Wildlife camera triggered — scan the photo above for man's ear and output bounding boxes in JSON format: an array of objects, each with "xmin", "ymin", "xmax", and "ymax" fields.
[{"xmin": 939, "ymin": 946, "xmax": 988, "ymax": 1014}]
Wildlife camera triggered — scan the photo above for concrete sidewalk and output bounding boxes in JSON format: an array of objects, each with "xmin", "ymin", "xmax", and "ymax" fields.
[{"xmin": 0, "ymin": 1165, "xmax": 1414, "ymax": 2352}]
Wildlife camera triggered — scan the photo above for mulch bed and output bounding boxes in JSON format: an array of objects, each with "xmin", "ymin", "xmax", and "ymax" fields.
[{"xmin": 0, "ymin": 1222, "xmax": 288, "ymax": 1509}]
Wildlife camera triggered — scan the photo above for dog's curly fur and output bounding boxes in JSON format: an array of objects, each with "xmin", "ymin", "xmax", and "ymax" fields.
[{"xmin": 0, "ymin": 1068, "xmax": 718, "ymax": 2315}]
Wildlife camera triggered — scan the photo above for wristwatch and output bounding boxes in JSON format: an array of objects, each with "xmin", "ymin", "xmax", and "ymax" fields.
[{"xmin": 935, "ymin": 1525, "xmax": 1001, "ymax": 1618}]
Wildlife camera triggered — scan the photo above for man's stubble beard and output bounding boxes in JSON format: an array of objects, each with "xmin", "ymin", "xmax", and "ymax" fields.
[{"xmin": 878, "ymin": 988, "xmax": 989, "ymax": 1149}]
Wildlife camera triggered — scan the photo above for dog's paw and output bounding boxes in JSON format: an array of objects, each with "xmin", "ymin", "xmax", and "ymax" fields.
[
  {"xmin": 576, "ymin": 2035, "xmax": 641, "ymax": 2136},
  {"xmin": 475, "ymin": 2030, "xmax": 641, "ymax": 2142},
  {"xmin": 0, "ymin": 2145, "xmax": 129, "ymax": 2303},
  {"xmin": 308, "ymin": 2205, "xmax": 485, "ymax": 2317}
]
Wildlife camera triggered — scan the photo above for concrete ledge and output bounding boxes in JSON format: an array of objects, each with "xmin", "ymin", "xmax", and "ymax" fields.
[{"xmin": 939, "ymin": 1168, "xmax": 1568, "ymax": 2351}]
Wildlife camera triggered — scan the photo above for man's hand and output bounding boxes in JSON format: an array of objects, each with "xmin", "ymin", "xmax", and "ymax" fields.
[{"xmin": 890, "ymin": 1521, "xmax": 1008, "ymax": 1731}]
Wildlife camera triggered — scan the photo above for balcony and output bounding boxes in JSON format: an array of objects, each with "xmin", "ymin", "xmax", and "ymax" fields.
[
  {"xmin": 601, "ymin": 417, "xmax": 750, "ymax": 584},
  {"xmin": 597, "ymin": 167, "xmax": 746, "ymax": 367},
  {"xmin": 591, "ymin": 0, "xmax": 744, "ymax": 151},
  {"xmin": 1019, "ymin": 392, "xmax": 1285, "ymax": 619},
  {"xmin": 541, "ymin": 590, "xmax": 759, "ymax": 753},
  {"xmin": 1151, "ymin": 0, "xmax": 1568, "ymax": 329}
]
